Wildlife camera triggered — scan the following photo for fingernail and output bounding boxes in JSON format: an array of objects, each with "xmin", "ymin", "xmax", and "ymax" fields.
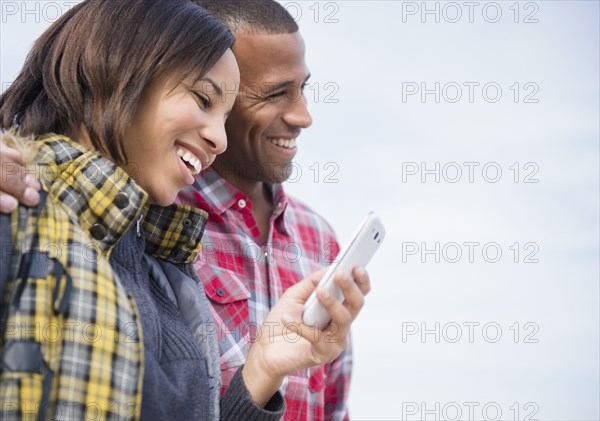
[
  {"xmin": 24, "ymin": 174, "xmax": 41, "ymax": 189},
  {"xmin": 23, "ymin": 187, "xmax": 41, "ymax": 205},
  {"xmin": 282, "ymin": 314, "xmax": 294, "ymax": 324},
  {"xmin": 358, "ymin": 267, "xmax": 367, "ymax": 277},
  {"xmin": 0, "ymin": 195, "xmax": 18, "ymax": 212},
  {"xmin": 320, "ymin": 289, "xmax": 330, "ymax": 300}
]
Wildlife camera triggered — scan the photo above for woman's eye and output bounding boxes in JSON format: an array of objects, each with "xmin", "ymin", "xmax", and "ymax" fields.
[{"xmin": 194, "ymin": 92, "xmax": 210, "ymax": 108}]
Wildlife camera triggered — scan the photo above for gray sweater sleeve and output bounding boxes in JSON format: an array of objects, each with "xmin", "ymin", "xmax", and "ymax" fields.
[{"xmin": 220, "ymin": 366, "xmax": 285, "ymax": 421}]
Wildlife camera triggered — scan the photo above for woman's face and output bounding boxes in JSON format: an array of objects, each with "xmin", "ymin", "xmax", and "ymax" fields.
[{"xmin": 122, "ymin": 49, "xmax": 240, "ymax": 205}]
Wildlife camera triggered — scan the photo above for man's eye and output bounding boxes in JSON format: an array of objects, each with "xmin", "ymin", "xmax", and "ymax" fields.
[{"xmin": 268, "ymin": 91, "xmax": 286, "ymax": 99}]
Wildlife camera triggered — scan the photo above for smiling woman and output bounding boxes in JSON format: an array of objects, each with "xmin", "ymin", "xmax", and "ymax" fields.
[
  {"xmin": 0, "ymin": 0, "xmax": 370, "ymax": 420},
  {"xmin": 0, "ymin": 0, "xmax": 239, "ymax": 206},
  {"xmin": 0, "ymin": 0, "xmax": 239, "ymax": 418},
  {"xmin": 119, "ymin": 52, "xmax": 239, "ymax": 205}
]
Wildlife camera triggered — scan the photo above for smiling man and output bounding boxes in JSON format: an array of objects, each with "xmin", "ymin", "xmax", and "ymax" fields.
[{"xmin": 176, "ymin": 1, "xmax": 351, "ymax": 420}]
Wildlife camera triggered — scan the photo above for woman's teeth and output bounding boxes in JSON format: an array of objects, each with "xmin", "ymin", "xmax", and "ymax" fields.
[
  {"xmin": 177, "ymin": 148, "xmax": 202, "ymax": 175},
  {"xmin": 270, "ymin": 138, "xmax": 297, "ymax": 149}
]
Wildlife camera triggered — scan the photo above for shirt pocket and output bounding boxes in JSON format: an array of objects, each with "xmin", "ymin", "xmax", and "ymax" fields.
[{"xmin": 198, "ymin": 264, "xmax": 251, "ymax": 372}]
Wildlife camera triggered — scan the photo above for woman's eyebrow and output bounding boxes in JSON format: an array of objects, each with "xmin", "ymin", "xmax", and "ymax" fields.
[{"xmin": 198, "ymin": 78, "xmax": 222, "ymax": 96}]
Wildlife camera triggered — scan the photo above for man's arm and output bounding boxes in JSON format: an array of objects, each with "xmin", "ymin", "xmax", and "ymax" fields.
[{"xmin": 0, "ymin": 141, "xmax": 40, "ymax": 212}]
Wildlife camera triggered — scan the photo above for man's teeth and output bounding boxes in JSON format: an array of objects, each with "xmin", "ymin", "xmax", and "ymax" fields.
[
  {"xmin": 271, "ymin": 138, "xmax": 297, "ymax": 149},
  {"xmin": 176, "ymin": 148, "xmax": 202, "ymax": 175}
]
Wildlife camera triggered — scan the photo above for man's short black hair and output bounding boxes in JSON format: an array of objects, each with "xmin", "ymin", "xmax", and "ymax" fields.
[{"xmin": 195, "ymin": 0, "xmax": 299, "ymax": 34}]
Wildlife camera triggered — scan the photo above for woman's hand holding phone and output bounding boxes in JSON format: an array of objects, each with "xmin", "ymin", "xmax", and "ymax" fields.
[{"xmin": 242, "ymin": 266, "xmax": 371, "ymax": 407}]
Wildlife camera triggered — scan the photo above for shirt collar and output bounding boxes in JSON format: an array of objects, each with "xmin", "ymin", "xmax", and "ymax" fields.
[
  {"xmin": 270, "ymin": 183, "xmax": 290, "ymax": 236},
  {"xmin": 36, "ymin": 134, "xmax": 148, "ymax": 253},
  {"xmin": 142, "ymin": 203, "xmax": 208, "ymax": 265},
  {"xmin": 184, "ymin": 167, "xmax": 291, "ymax": 235},
  {"xmin": 36, "ymin": 134, "xmax": 208, "ymax": 262},
  {"xmin": 189, "ymin": 167, "xmax": 242, "ymax": 215}
]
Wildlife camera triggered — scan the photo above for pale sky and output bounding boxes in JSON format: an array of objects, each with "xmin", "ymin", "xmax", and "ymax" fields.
[{"xmin": 1, "ymin": 1, "xmax": 598, "ymax": 419}]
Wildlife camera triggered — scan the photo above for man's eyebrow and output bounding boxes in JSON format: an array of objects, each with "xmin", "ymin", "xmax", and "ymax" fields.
[{"xmin": 198, "ymin": 78, "xmax": 222, "ymax": 96}]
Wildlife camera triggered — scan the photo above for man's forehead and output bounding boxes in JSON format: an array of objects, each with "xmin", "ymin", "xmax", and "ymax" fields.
[{"xmin": 233, "ymin": 31, "xmax": 308, "ymax": 84}]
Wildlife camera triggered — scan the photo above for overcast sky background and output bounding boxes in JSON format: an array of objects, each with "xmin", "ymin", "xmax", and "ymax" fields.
[{"xmin": 1, "ymin": 1, "xmax": 599, "ymax": 420}]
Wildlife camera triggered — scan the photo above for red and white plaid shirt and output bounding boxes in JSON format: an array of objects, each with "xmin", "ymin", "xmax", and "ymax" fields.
[{"xmin": 178, "ymin": 167, "xmax": 351, "ymax": 421}]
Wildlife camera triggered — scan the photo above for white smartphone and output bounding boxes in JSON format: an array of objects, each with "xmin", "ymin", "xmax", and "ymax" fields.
[{"xmin": 301, "ymin": 212, "xmax": 385, "ymax": 328}]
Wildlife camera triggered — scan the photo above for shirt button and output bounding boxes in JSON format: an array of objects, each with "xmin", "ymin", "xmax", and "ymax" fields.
[
  {"xmin": 183, "ymin": 218, "xmax": 192, "ymax": 227},
  {"xmin": 216, "ymin": 288, "xmax": 225, "ymax": 297},
  {"xmin": 237, "ymin": 199, "xmax": 246, "ymax": 209},
  {"xmin": 90, "ymin": 223, "xmax": 107, "ymax": 240},
  {"xmin": 114, "ymin": 192, "xmax": 129, "ymax": 209}
]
